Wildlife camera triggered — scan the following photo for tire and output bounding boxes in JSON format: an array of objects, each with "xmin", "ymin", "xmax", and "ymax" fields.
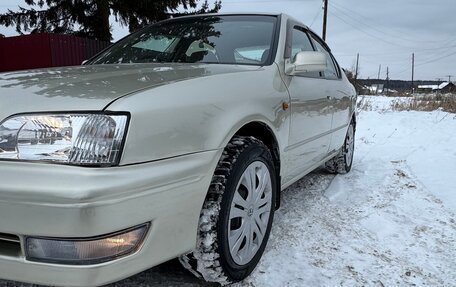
[
  {"xmin": 325, "ymin": 120, "xmax": 356, "ymax": 174},
  {"xmin": 180, "ymin": 136, "xmax": 277, "ymax": 285}
]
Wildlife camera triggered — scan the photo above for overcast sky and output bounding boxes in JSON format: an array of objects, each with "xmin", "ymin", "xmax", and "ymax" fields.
[{"xmin": 1, "ymin": 0, "xmax": 455, "ymax": 81}]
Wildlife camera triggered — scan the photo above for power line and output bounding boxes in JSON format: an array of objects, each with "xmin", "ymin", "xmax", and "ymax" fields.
[
  {"xmin": 335, "ymin": 43, "xmax": 456, "ymax": 57},
  {"xmin": 393, "ymin": 67, "xmax": 411, "ymax": 77},
  {"xmin": 330, "ymin": 1, "xmax": 455, "ymax": 45},
  {"xmin": 329, "ymin": 9, "xmax": 456, "ymax": 77},
  {"xmin": 415, "ymin": 50, "xmax": 456, "ymax": 67},
  {"xmin": 329, "ymin": 1, "xmax": 456, "ymax": 72},
  {"xmin": 329, "ymin": 11, "xmax": 415, "ymax": 49},
  {"xmin": 390, "ymin": 51, "xmax": 455, "ymax": 81},
  {"xmin": 309, "ymin": 5, "xmax": 322, "ymax": 28},
  {"xmin": 329, "ymin": 6, "xmax": 456, "ymax": 52}
]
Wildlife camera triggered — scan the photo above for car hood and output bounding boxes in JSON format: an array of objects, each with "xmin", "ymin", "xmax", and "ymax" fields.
[{"xmin": 0, "ymin": 63, "xmax": 258, "ymax": 121}]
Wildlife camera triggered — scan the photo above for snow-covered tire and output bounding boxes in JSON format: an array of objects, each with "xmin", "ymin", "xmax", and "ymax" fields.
[
  {"xmin": 325, "ymin": 120, "xmax": 356, "ymax": 174},
  {"xmin": 180, "ymin": 136, "xmax": 277, "ymax": 285}
]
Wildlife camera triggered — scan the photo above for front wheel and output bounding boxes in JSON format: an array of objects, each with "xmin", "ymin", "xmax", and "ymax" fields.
[
  {"xmin": 180, "ymin": 136, "xmax": 277, "ymax": 285},
  {"xmin": 325, "ymin": 120, "xmax": 356, "ymax": 174}
]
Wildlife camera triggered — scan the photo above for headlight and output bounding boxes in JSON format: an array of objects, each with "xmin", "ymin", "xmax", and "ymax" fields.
[{"xmin": 0, "ymin": 113, "xmax": 129, "ymax": 166}]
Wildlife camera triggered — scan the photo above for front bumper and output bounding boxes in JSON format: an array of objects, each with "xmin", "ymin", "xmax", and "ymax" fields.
[{"xmin": 0, "ymin": 150, "xmax": 221, "ymax": 287}]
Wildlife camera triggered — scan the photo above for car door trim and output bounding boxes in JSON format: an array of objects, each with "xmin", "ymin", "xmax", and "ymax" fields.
[{"xmin": 284, "ymin": 123, "xmax": 348, "ymax": 152}]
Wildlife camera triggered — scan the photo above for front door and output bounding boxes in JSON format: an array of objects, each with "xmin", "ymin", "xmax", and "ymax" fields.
[
  {"xmin": 283, "ymin": 26, "xmax": 333, "ymax": 184},
  {"xmin": 308, "ymin": 32, "xmax": 353, "ymax": 153}
]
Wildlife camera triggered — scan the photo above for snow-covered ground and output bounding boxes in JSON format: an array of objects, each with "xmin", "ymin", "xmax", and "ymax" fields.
[
  {"xmin": 240, "ymin": 96, "xmax": 456, "ymax": 287},
  {"xmin": 1, "ymin": 96, "xmax": 455, "ymax": 287}
]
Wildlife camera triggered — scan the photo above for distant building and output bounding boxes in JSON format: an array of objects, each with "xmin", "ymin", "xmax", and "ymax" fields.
[
  {"xmin": 365, "ymin": 84, "xmax": 384, "ymax": 94},
  {"xmin": 417, "ymin": 82, "xmax": 455, "ymax": 93},
  {"xmin": 438, "ymin": 82, "xmax": 455, "ymax": 93},
  {"xmin": 0, "ymin": 33, "xmax": 110, "ymax": 73},
  {"xmin": 417, "ymin": 84, "xmax": 438, "ymax": 92}
]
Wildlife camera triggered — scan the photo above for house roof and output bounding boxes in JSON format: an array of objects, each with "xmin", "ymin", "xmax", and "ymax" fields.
[
  {"xmin": 418, "ymin": 85, "xmax": 439, "ymax": 89},
  {"xmin": 439, "ymin": 82, "xmax": 454, "ymax": 89},
  {"xmin": 418, "ymin": 82, "xmax": 454, "ymax": 90}
]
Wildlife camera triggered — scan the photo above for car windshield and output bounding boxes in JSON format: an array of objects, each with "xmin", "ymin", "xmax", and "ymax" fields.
[{"xmin": 90, "ymin": 15, "xmax": 277, "ymax": 66}]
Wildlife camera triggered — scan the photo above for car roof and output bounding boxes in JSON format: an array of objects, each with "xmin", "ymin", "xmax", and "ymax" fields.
[
  {"xmin": 175, "ymin": 12, "xmax": 283, "ymax": 18},
  {"xmin": 153, "ymin": 13, "xmax": 286, "ymax": 29},
  {"xmin": 172, "ymin": 13, "xmax": 308, "ymax": 29}
]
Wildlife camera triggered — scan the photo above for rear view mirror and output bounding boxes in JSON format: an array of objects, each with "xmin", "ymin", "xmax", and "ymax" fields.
[{"xmin": 286, "ymin": 51, "xmax": 327, "ymax": 75}]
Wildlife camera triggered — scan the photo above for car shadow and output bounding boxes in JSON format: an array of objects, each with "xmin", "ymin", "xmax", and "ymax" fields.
[
  {"xmin": 0, "ymin": 259, "xmax": 215, "ymax": 287},
  {"xmin": 107, "ymin": 259, "xmax": 217, "ymax": 287}
]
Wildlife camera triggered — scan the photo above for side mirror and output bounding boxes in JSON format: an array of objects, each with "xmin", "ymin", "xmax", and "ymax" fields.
[
  {"xmin": 286, "ymin": 51, "xmax": 327, "ymax": 75},
  {"xmin": 81, "ymin": 60, "xmax": 89, "ymax": 65}
]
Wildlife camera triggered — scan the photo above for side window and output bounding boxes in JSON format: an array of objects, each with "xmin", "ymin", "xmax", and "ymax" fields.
[
  {"xmin": 291, "ymin": 28, "xmax": 314, "ymax": 61},
  {"xmin": 291, "ymin": 27, "xmax": 320, "ymax": 78},
  {"xmin": 310, "ymin": 35, "xmax": 340, "ymax": 80}
]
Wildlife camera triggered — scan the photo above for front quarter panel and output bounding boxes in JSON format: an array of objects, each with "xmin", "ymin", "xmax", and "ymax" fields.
[{"xmin": 107, "ymin": 65, "xmax": 290, "ymax": 168}]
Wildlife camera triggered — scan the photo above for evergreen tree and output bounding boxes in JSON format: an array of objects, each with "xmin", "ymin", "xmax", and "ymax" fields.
[{"xmin": 0, "ymin": 0, "xmax": 222, "ymax": 42}]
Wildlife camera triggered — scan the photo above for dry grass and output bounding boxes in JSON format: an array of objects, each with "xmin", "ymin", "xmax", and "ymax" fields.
[
  {"xmin": 392, "ymin": 94, "xmax": 456, "ymax": 113},
  {"xmin": 357, "ymin": 95, "xmax": 371, "ymax": 111},
  {"xmin": 390, "ymin": 91, "xmax": 414, "ymax": 97}
]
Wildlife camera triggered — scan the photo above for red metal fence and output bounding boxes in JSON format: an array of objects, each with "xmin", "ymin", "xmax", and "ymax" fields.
[{"xmin": 0, "ymin": 33, "xmax": 110, "ymax": 72}]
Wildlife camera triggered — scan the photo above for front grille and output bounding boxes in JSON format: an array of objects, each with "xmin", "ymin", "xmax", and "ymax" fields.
[
  {"xmin": 0, "ymin": 233, "xmax": 20, "ymax": 243},
  {"xmin": 0, "ymin": 233, "xmax": 22, "ymax": 257}
]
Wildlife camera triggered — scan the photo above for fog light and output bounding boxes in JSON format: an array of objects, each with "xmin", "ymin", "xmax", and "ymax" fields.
[{"xmin": 25, "ymin": 224, "xmax": 149, "ymax": 265}]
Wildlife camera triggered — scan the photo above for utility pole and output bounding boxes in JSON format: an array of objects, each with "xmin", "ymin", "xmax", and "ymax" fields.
[
  {"xmin": 411, "ymin": 53, "xmax": 415, "ymax": 93},
  {"xmin": 355, "ymin": 53, "xmax": 359, "ymax": 79},
  {"xmin": 386, "ymin": 66, "xmax": 390, "ymax": 96},
  {"xmin": 322, "ymin": 0, "xmax": 328, "ymax": 41},
  {"xmin": 446, "ymin": 75, "xmax": 453, "ymax": 83},
  {"xmin": 376, "ymin": 64, "xmax": 381, "ymax": 94}
]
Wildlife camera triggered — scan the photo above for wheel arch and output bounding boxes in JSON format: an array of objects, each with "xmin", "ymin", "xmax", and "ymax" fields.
[
  {"xmin": 229, "ymin": 121, "xmax": 282, "ymax": 210},
  {"xmin": 351, "ymin": 111, "xmax": 357, "ymax": 130}
]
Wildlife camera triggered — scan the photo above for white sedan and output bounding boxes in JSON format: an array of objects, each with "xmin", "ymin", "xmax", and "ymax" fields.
[{"xmin": 0, "ymin": 13, "xmax": 356, "ymax": 286}]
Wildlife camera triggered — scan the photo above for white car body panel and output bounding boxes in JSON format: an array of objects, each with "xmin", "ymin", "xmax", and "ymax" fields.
[{"xmin": 0, "ymin": 13, "xmax": 356, "ymax": 286}]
